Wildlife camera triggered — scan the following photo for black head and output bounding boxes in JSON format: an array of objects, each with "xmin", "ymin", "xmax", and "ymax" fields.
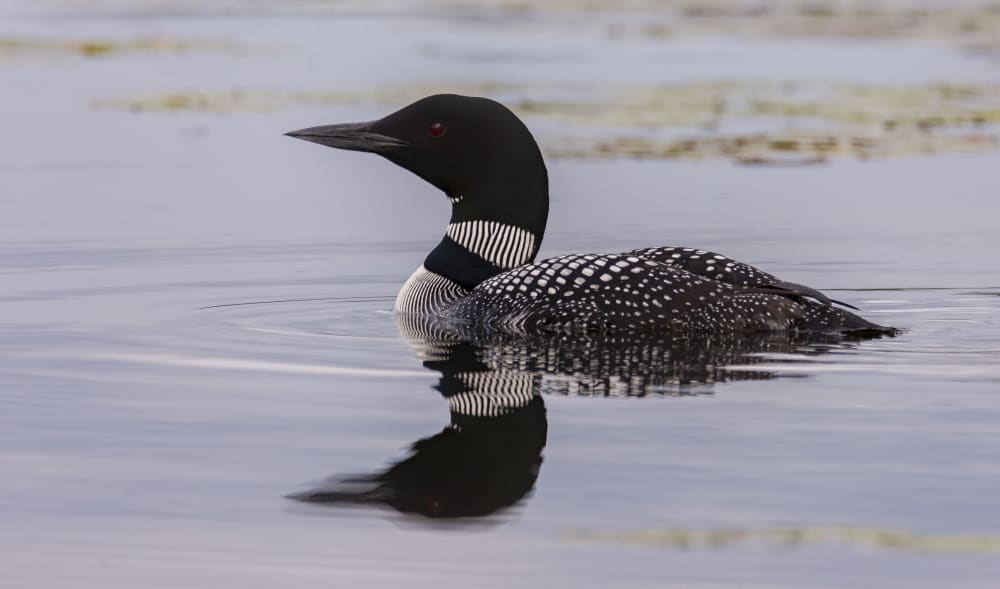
[{"xmin": 286, "ymin": 94, "xmax": 548, "ymax": 234}]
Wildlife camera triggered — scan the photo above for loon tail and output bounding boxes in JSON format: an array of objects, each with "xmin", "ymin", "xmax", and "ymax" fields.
[{"xmin": 798, "ymin": 300, "xmax": 900, "ymax": 337}]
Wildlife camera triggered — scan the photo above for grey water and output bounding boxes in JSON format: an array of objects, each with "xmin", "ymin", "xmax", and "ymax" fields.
[{"xmin": 2, "ymin": 2, "xmax": 1000, "ymax": 587}]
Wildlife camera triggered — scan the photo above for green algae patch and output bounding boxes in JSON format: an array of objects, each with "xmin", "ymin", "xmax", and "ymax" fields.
[
  {"xmin": 92, "ymin": 89, "xmax": 290, "ymax": 113},
  {"xmin": 0, "ymin": 35, "xmax": 248, "ymax": 61},
  {"xmin": 749, "ymin": 84, "xmax": 1000, "ymax": 131},
  {"xmin": 564, "ymin": 525, "xmax": 1000, "ymax": 553},
  {"xmin": 545, "ymin": 130, "xmax": 998, "ymax": 164},
  {"xmin": 93, "ymin": 80, "xmax": 1000, "ymax": 163},
  {"xmin": 90, "ymin": 84, "xmax": 527, "ymax": 113}
]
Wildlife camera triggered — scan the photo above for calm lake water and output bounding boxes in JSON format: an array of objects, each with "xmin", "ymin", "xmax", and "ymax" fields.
[{"xmin": 2, "ymin": 1, "xmax": 1000, "ymax": 587}]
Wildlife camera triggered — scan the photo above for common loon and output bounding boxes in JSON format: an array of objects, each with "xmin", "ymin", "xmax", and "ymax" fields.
[{"xmin": 287, "ymin": 94, "xmax": 895, "ymax": 336}]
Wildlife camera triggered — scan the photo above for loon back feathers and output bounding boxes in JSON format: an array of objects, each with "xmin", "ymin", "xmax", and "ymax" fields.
[
  {"xmin": 286, "ymin": 94, "xmax": 897, "ymax": 336},
  {"xmin": 439, "ymin": 251, "xmax": 883, "ymax": 334},
  {"xmin": 441, "ymin": 252, "xmax": 806, "ymax": 333}
]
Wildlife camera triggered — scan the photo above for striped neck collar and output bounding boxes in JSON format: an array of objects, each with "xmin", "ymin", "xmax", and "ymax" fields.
[{"xmin": 445, "ymin": 221, "xmax": 537, "ymax": 270}]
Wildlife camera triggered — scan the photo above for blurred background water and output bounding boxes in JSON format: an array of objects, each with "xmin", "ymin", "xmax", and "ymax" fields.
[{"xmin": 2, "ymin": 1, "xmax": 1000, "ymax": 587}]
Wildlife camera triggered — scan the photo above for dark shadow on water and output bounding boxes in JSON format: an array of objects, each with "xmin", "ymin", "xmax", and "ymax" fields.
[{"xmin": 287, "ymin": 315, "xmax": 891, "ymax": 522}]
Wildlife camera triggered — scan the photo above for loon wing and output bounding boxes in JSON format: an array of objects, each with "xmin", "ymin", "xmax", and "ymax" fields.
[
  {"xmin": 625, "ymin": 246, "xmax": 779, "ymax": 286},
  {"xmin": 624, "ymin": 246, "xmax": 858, "ymax": 310},
  {"xmin": 743, "ymin": 281, "xmax": 860, "ymax": 311}
]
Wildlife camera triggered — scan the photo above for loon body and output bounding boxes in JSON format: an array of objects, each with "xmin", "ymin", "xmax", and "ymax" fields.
[{"xmin": 287, "ymin": 94, "xmax": 894, "ymax": 336}]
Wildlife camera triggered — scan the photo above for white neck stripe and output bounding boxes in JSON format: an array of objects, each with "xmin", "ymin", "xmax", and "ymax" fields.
[{"xmin": 447, "ymin": 221, "xmax": 535, "ymax": 269}]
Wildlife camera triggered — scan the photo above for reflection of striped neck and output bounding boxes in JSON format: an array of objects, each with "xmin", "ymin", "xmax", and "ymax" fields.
[
  {"xmin": 445, "ymin": 371, "xmax": 539, "ymax": 417},
  {"xmin": 446, "ymin": 221, "xmax": 536, "ymax": 270}
]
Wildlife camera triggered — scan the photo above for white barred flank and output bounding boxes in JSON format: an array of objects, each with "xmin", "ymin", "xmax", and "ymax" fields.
[
  {"xmin": 447, "ymin": 221, "xmax": 536, "ymax": 269},
  {"xmin": 394, "ymin": 265, "xmax": 469, "ymax": 313},
  {"xmin": 447, "ymin": 371, "xmax": 538, "ymax": 417}
]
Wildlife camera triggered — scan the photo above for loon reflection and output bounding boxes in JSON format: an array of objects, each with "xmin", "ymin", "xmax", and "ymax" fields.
[
  {"xmin": 289, "ymin": 339, "xmax": 547, "ymax": 518},
  {"xmin": 289, "ymin": 314, "xmax": 878, "ymax": 519},
  {"xmin": 395, "ymin": 313, "xmax": 858, "ymax": 395}
]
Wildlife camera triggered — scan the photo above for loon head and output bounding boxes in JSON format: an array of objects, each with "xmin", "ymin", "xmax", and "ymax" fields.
[{"xmin": 286, "ymin": 94, "xmax": 549, "ymax": 241}]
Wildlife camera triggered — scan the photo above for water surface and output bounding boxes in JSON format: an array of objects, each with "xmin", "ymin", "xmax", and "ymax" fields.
[{"xmin": 2, "ymin": 1, "xmax": 1000, "ymax": 587}]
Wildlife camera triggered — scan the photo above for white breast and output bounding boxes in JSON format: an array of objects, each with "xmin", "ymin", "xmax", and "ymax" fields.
[{"xmin": 394, "ymin": 265, "xmax": 469, "ymax": 314}]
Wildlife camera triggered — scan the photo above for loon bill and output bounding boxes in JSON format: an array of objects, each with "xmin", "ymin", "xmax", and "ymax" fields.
[{"xmin": 286, "ymin": 94, "xmax": 897, "ymax": 336}]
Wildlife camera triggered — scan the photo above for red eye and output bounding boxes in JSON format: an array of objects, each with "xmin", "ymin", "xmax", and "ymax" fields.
[{"xmin": 427, "ymin": 122, "xmax": 446, "ymax": 137}]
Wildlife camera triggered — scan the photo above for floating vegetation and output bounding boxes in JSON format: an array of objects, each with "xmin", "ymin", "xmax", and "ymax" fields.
[
  {"xmin": 92, "ymin": 80, "xmax": 1000, "ymax": 164},
  {"xmin": 565, "ymin": 525, "xmax": 1000, "ymax": 554},
  {"xmin": 0, "ymin": 35, "xmax": 247, "ymax": 61},
  {"xmin": 91, "ymin": 84, "xmax": 529, "ymax": 114},
  {"xmin": 546, "ymin": 131, "xmax": 998, "ymax": 164}
]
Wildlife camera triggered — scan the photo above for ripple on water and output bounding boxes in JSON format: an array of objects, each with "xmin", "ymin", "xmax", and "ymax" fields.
[{"xmin": 124, "ymin": 287, "xmax": 998, "ymax": 392}]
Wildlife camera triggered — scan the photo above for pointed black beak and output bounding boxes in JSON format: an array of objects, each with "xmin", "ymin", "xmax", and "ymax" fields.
[{"xmin": 284, "ymin": 121, "xmax": 407, "ymax": 153}]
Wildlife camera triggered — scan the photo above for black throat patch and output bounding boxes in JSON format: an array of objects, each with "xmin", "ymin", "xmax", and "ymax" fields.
[{"xmin": 424, "ymin": 236, "xmax": 504, "ymax": 290}]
